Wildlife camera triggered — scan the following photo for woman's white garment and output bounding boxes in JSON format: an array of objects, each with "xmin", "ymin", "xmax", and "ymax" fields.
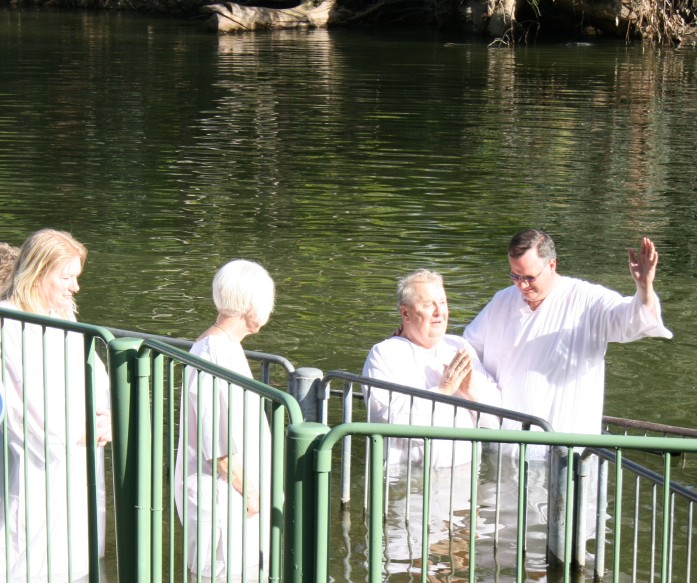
[
  {"xmin": 174, "ymin": 334, "xmax": 271, "ymax": 581},
  {"xmin": 463, "ymin": 277, "xmax": 673, "ymax": 441},
  {"xmin": 0, "ymin": 302, "xmax": 109, "ymax": 582},
  {"xmin": 362, "ymin": 335, "xmax": 501, "ymax": 468}
]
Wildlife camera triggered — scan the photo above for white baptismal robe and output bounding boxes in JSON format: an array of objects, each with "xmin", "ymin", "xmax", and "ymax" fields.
[
  {"xmin": 362, "ymin": 335, "xmax": 501, "ymax": 468},
  {"xmin": 174, "ymin": 334, "xmax": 271, "ymax": 581},
  {"xmin": 0, "ymin": 302, "xmax": 109, "ymax": 582},
  {"xmin": 463, "ymin": 277, "xmax": 673, "ymax": 442}
]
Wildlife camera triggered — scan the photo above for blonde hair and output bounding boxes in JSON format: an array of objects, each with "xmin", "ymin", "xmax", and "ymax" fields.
[
  {"xmin": 0, "ymin": 242, "xmax": 20, "ymax": 296},
  {"xmin": 3, "ymin": 229, "xmax": 87, "ymax": 318},
  {"xmin": 213, "ymin": 259, "xmax": 275, "ymax": 326}
]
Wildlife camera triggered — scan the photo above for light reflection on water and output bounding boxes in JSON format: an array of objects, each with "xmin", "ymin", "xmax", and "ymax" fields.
[
  {"xmin": 1, "ymin": 10, "xmax": 697, "ymax": 580},
  {"xmin": 1, "ymin": 6, "xmax": 695, "ymax": 429}
]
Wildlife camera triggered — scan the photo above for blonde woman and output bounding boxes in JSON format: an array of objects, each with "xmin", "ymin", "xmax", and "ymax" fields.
[{"xmin": 0, "ymin": 229, "xmax": 111, "ymax": 582}]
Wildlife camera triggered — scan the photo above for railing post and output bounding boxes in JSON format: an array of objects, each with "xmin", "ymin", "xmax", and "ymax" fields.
[
  {"xmin": 289, "ymin": 367, "xmax": 324, "ymax": 423},
  {"xmin": 108, "ymin": 338, "xmax": 147, "ymax": 583},
  {"xmin": 574, "ymin": 453, "xmax": 593, "ymax": 569},
  {"xmin": 594, "ymin": 456, "xmax": 609, "ymax": 580},
  {"xmin": 283, "ymin": 422, "xmax": 329, "ymax": 583},
  {"xmin": 547, "ymin": 446, "xmax": 571, "ymax": 569}
]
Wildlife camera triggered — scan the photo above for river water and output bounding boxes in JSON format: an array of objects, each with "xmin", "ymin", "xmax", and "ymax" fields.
[{"xmin": 1, "ymin": 8, "xmax": 696, "ymax": 579}]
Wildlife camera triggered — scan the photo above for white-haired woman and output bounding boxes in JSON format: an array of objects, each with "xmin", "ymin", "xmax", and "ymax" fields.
[
  {"xmin": 0, "ymin": 228, "xmax": 111, "ymax": 582},
  {"xmin": 174, "ymin": 259, "xmax": 274, "ymax": 582}
]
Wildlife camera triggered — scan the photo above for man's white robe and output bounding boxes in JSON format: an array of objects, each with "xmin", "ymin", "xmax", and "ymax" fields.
[
  {"xmin": 362, "ymin": 334, "xmax": 501, "ymax": 468},
  {"xmin": 463, "ymin": 277, "xmax": 673, "ymax": 444}
]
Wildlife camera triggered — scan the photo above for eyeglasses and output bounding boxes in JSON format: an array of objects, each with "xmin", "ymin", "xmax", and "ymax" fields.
[{"xmin": 508, "ymin": 262, "xmax": 550, "ymax": 285}]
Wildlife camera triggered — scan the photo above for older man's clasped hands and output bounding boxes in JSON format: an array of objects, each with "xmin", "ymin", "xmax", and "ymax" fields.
[{"xmin": 438, "ymin": 349, "xmax": 474, "ymax": 398}]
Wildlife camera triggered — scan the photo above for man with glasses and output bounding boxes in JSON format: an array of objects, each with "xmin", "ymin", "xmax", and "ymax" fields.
[{"xmin": 463, "ymin": 229, "xmax": 672, "ymax": 457}]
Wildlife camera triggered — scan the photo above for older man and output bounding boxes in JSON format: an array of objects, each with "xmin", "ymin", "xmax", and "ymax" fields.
[
  {"xmin": 463, "ymin": 229, "xmax": 672, "ymax": 456},
  {"xmin": 362, "ymin": 268, "xmax": 501, "ymax": 468}
]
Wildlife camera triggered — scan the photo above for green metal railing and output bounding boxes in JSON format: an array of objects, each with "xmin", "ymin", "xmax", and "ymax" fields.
[
  {"xmin": 313, "ymin": 423, "xmax": 697, "ymax": 582},
  {"xmin": 106, "ymin": 336, "xmax": 307, "ymax": 583},
  {"xmin": 0, "ymin": 307, "xmax": 115, "ymax": 583},
  {"xmin": 3, "ymin": 309, "xmax": 697, "ymax": 583}
]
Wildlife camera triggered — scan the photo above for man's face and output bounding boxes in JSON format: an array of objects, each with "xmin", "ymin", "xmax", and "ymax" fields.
[
  {"xmin": 508, "ymin": 249, "xmax": 557, "ymax": 308},
  {"xmin": 400, "ymin": 281, "xmax": 448, "ymax": 349}
]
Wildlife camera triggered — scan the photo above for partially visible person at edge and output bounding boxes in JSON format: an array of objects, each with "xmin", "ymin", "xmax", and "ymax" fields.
[
  {"xmin": 0, "ymin": 242, "xmax": 19, "ymax": 296},
  {"xmin": 174, "ymin": 259, "xmax": 274, "ymax": 582},
  {"xmin": 0, "ymin": 229, "xmax": 112, "ymax": 582},
  {"xmin": 463, "ymin": 229, "xmax": 673, "ymax": 459},
  {"xmin": 362, "ymin": 268, "xmax": 502, "ymax": 469}
]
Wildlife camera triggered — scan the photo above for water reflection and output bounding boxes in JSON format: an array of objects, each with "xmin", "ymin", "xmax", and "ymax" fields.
[{"xmin": 1, "ymin": 8, "xmax": 695, "ymax": 426}]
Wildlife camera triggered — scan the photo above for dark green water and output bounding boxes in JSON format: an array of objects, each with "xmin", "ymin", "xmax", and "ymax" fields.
[
  {"xmin": 1, "ymin": 9, "xmax": 696, "ymax": 579},
  {"xmin": 1, "ymin": 10, "xmax": 695, "ymax": 429}
]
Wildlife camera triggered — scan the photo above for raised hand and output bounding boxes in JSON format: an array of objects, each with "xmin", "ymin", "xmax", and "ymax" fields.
[{"xmin": 628, "ymin": 236, "xmax": 658, "ymax": 289}]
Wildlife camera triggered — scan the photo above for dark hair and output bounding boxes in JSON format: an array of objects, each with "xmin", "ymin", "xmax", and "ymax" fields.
[{"xmin": 508, "ymin": 229, "xmax": 556, "ymax": 261}]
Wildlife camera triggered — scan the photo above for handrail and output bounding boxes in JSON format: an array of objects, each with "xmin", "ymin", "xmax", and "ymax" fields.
[
  {"xmin": 321, "ymin": 369, "xmax": 554, "ymax": 432},
  {"xmin": 315, "ymin": 422, "xmax": 697, "ymax": 452},
  {"xmin": 587, "ymin": 446, "xmax": 697, "ymax": 502},
  {"xmin": 105, "ymin": 326, "xmax": 296, "ymax": 375},
  {"xmin": 139, "ymin": 337, "xmax": 304, "ymax": 426},
  {"xmin": 603, "ymin": 415, "xmax": 697, "ymax": 439},
  {"xmin": 1, "ymin": 307, "xmax": 115, "ymax": 343}
]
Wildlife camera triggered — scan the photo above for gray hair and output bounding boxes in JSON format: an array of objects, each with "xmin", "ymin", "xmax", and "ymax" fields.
[
  {"xmin": 508, "ymin": 229, "xmax": 557, "ymax": 261},
  {"xmin": 213, "ymin": 259, "xmax": 275, "ymax": 325},
  {"xmin": 396, "ymin": 268, "xmax": 443, "ymax": 310}
]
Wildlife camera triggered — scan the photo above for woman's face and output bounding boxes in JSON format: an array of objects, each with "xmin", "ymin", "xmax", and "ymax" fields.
[{"xmin": 38, "ymin": 255, "xmax": 82, "ymax": 314}]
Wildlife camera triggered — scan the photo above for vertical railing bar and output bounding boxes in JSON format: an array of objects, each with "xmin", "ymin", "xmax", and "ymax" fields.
[
  {"xmin": 632, "ymin": 474, "xmax": 640, "ymax": 583},
  {"xmin": 667, "ymin": 492, "xmax": 675, "ymax": 583},
  {"xmin": 686, "ymin": 502, "xmax": 693, "ymax": 583},
  {"xmin": 403, "ymin": 394, "xmax": 416, "ymax": 526},
  {"xmin": 613, "ymin": 449, "xmax": 623, "ymax": 583},
  {"xmin": 421, "ymin": 438, "xmax": 432, "ymax": 583},
  {"xmin": 180, "ymin": 364, "xmax": 190, "ymax": 582},
  {"xmin": 660, "ymin": 453, "xmax": 671, "ymax": 583},
  {"xmin": 136, "ymin": 347, "xmax": 154, "ymax": 583},
  {"xmin": 256, "ymin": 393, "xmax": 268, "ymax": 582},
  {"xmin": 595, "ymin": 456, "xmax": 608, "ymax": 580},
  {"xmin": 269, "ymin": 400, "xmax": 286, "ymax": 583},
  {"xmin": 469, "ymin": 440, "xmax": 479, "ymax": 583},
  {"xmin": 84, "ymin": 334, "xmax": 102, "ymax": 583},
  {"xmin": 516, "ymin": 444, "xmax": 527, "ymax": 583},
  {"xmin": 241, "ymin": 387, "xmax": 250, "ymax": 582},
  {"xmin": 494, "ymin": 442, "xmax": 502, "ymax": 548},
  {"xmin": 151, "ymin": 351, "xmax": 165, "ymax": 583},
  {"xmin": 368, "ymin": 435, "xmax": 384, "ymax": 583},
  {"xmin": 363, "ymin": 388, "xmax": 371, "ymax": 514},
  {"xmin": 167, "ymin": 358, "xmax": 178, "ymax": 583},
  {"xmin": 651, "ymin": 483, "xmax": 657, "ymax": 582},
  {"xmin": 195, "ymin": 370, "xmax": 204, "ymax": 583},
  {"xmin": 563, "ymin": 447, "xmax": 574, "ymax": 583},
  {"xmin": 340, "ymin": 380, "xmax": 353, "ymax": 505},
  {"xmin": 209, "ymin": 374, "xmax": 220, "ymax": 582},
  {"xmin": 37, "ymin": 325, "xmax": 50, "ymax": 582}
]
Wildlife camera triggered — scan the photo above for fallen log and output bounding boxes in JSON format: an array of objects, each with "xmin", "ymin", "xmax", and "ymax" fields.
[{"xmin": 202, "ymin": 0, "xmax": 335, "ymax": 31}]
